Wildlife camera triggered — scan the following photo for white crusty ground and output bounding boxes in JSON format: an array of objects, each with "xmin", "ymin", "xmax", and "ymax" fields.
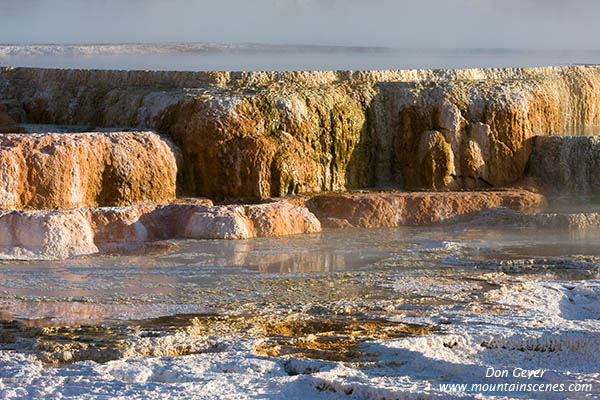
[{"xmin": 1, "ymin": 277, "xmax": 598, "ymax": 399}]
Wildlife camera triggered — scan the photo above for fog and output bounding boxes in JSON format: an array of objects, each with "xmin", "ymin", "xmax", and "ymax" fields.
[{"xmin": 1, "ymin": 0, "xmax": 599, "ymax": 49}]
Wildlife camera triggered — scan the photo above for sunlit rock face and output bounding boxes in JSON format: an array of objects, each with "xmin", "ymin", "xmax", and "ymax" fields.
[
  {"xmin": 527, "ymin": 136, "xmax": 600, "ymax": 194},
  {"xmin": 3, "ymin": 66, "xmax": 599, "ymax": 200},
  {"xmin": 305, "ymin": 190, "xmax": 545, "ymax": 229},
  {"xmin": 184, "ymin": 205, "xmax": 255, "ymax": 240},
  {"xmin": 244, "ymin": 200, "xmax": 321, "ymax": 237},
  {"xmin": 153, "ymin": 66, "xmax": 600, "ymax": 198},
  {"xmin": 183, "ymin": 201, "xmax": 321, "ymax": 240},
  {"xmin": 0, "ymin": 132, "xmax": 177, "ymax": 209},
  {"xmin": 0, "ymin": 209, "xmax": 98, "ymax": 259},
  {"xmin": 0, "ymin": 201, "xmax": 322, "ymax": 260},
  {"xmin": 155, "ymin": 87, "xmax": 369, "ymax": 200}
]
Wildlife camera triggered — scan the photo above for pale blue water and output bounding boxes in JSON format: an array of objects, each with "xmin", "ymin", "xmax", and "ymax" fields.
[
  {"xmin": 0, "ymin": 224, "xmax": 598, "ymax": 324},
  {"xmin": 1, "ymin": 43, "xmax": 599, "ymax": 71}
]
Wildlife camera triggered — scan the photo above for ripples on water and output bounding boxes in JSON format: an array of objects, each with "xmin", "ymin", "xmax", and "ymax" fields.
[
  {"xmin": 1, "ymin": 208, "xmax": 599, "ymax": 399},
  {"xmin": 0, "ymin": 224, "xmax": 598, "ymax": 324}
]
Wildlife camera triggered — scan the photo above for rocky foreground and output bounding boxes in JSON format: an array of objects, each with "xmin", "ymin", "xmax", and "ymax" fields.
[{"xmin": 1, "ymin": 65, "xmax": 600, "ymax": 259}]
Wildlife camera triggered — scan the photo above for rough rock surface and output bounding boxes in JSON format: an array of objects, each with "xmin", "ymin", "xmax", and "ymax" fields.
[
  {"xmin": 2, "ymin": 66, "xmax": 600, "ymax": 200},
  {"xmin": 0, "ymin": 200, "xmax": 322, "ymax": 260},
  {"xmin": 305, "ymin": 190, "xmax": 545, "ymax": 228},
  {"xmin": 0, "ymin": 209, "xmax": 98, "ymax": 259},
  {"xmin": 155, "ymin": 85, "xmax": 368, "ymax": 199},
  {"xmin": 151, "ymin": 66, "xmax": 600, "ymax": 198},
  {"xmin": 183, "ymin": 201, "xmax": 322, "ymax": 239},
  {"xmin": 0, "ymin": 103, "xmax": 23, "ymax": 133},
  {"xmin": 527, "ymin": 136, "xmax": 600, "ymax": 194},
  {"xmin": 89, "ymin": 205, "xmax": 183, "ymax": 253},
  {"xmin": 244, "ymin": 201, "xmax": 322, "ymax": 237},
  {"xmin": 183, "ymin": 205, "xmax": 254, "ymax": 240},
  {"xmin": 0, "ymin": 132, "xmax": 177, "ymax": 209}
]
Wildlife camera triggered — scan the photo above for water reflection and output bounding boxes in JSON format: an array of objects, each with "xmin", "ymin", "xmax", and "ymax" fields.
[
  {"xmin": 165, "ymin": 234, "xmax": 399, "ymax": 273},
  {"xmin": 0, "ymin": 302, "xmax": 212, "ymax": 327},
  {"xmin": 0, "ymin": 224, "xmax": 599, "ymax": 323}
]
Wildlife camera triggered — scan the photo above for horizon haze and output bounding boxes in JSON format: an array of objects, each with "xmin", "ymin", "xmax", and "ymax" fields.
[{"xmin": 1, "ymin": 0, "xmax": 599, "ymax": 50}]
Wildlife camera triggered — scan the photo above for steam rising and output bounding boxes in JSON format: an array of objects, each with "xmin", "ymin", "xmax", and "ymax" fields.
[{"xmin": 1, "ymin": 0, "xmax": 599, "ymax": 49}]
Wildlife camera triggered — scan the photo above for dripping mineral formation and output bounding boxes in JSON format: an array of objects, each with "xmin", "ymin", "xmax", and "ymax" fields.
[{"xmin": 0, "ymin": 65, "xmax": 599, "ymax": 259}]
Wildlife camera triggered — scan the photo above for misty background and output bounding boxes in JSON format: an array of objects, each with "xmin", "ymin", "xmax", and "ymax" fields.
[
  {"xmin": 1, "ymin": 0, "xmax": 599, "ymax": 49},
  {"xmin": 1, "ymin": 0, "xmax": 599, "ymax": 70}
]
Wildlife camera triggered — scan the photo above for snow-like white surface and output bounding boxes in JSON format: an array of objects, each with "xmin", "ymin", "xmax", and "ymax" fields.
[
  {"xmin": 0, "ymin": 344, "xmax": 339, "ymax": 400},
  {"xmin": 1, "ymin": 278, "xmax": 598, "ymax": 399},
  {"xmin": 382, "ymin": 277, "xmax": 600, "ymax": 398}
]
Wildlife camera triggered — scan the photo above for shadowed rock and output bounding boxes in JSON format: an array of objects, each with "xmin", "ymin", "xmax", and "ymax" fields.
[
  {"xmin": 527, "ymin": 136, "xmax": 600, "ymax": 194},
  {"xmin": 460, "ymin": 208, "xmax": 600, "ymax": 231},
  {"xmin": 0, "ymin": 103, "xmax": 24, "ymax": 133}
]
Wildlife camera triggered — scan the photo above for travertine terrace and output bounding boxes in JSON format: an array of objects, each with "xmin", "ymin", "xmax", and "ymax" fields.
[
  {"xmin": 3, "ymin": 65, "xmax": 600, "ymax": 196},
  {"xmin": 0, "ymin": 65, "xmax": 599, "ymax": 258},
  {"xmin": 0, "ymin": 132, "xmax": 177, "ymax": 209}
]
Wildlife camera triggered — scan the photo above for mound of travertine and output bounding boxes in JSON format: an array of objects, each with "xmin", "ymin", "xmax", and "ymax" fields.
[
  {"xmin": 304, "ymin": 190, "xmax": 545, "ymax": 228},
  {"xmin": 1, "ymin": 65, "xmax": 599, "ymax": 259},
  {"xmin": 0, "ymin": 132, "xmax": 177, "ymax": 209},
  {"xmin": 0, "ymin": 201, "xmax": 322, "ymax": 259},
  {"xmin": 0, "ymin": 129, "xmax": 324, "ymax": 259},
  {"xmin": 3, "ymin": 65, "xmax": 600, "ymax": 200}
]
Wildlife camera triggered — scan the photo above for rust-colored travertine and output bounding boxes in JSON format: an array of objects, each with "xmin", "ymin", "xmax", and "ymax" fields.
[
  {"xmin": 0, "ymin": 132, "xmax": 177, "ymax": 209},
  {"xmin": 0, "ymin": 200, "xmax": 322, "ymax": 260},
  {"xmin": 306, "ymin": 190, "xmax": 545, "ymax": 228},
  {"xmin": 3, "ymin": 66, "xmax": 600, "ymax": 200}
]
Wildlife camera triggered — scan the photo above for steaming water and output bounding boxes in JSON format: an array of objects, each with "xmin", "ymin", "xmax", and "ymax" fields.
[
  {"xmin": 2, "ymin": 45, "xmax": 600, "ymax": 396},
  {"xmin": 1, "ymin": 221, "xmax": 599, "ymax": 398},
  {"xmin": 1, "ymin": 224, "xmax": 598, "ymax": 324},
  {"xmin": 2, "ymin": 43, "xmax": 600, "ymax": 71}
]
